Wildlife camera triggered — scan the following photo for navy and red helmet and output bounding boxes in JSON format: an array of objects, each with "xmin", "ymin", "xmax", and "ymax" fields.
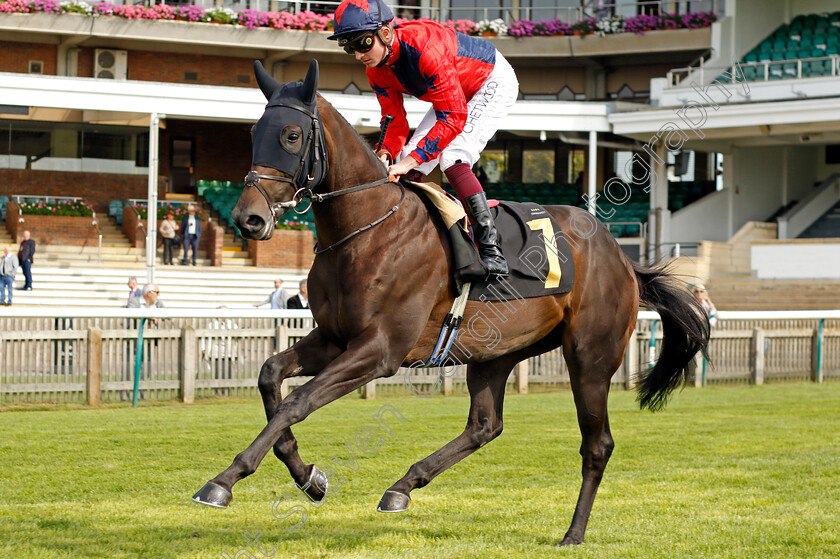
[{"xmin": 327, "ymin": 0, "xmax": 394, "ymax": 40}]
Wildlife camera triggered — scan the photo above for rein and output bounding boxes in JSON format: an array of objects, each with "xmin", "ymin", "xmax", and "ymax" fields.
[
  {"xmin": 246, "ymin": 96, "xmax": 404, "ymax": 253},
  {"xmin": 244, "ymin": 171, "xmax": 403, "ymax": 253}
]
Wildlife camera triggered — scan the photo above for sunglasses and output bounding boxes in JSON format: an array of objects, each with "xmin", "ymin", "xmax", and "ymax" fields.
[{"xmin": 339, "ymin": 32, "xmax": 377, "ymax": 54}]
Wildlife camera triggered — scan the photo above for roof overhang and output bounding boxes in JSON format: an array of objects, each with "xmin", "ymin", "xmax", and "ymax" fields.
[
  {"xmin": 0, "ymin": 72, "xmax": 612, "ymax": 133},
  {"xmin": 609, "ymin": 95, "xmax": 840, "ymax": 148}
]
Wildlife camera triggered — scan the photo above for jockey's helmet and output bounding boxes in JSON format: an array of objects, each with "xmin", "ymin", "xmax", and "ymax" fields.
[{"xmin": 327, "ymin": 0, "xmax": 394, "ymax": 40}]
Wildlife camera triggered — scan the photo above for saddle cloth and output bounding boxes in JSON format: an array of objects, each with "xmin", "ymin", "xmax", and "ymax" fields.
[{"xmin": 405, "ymin": 181, "xmax": 575, "ymax": 302}]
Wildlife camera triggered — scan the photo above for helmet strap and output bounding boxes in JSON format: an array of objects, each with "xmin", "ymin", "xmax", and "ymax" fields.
[{"xmin": 377, "ymin": 25, "xmax": 394, "ymax": 66}]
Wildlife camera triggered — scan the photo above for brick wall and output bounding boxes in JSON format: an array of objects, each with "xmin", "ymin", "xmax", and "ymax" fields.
[
  {"xmin": 122, "ymin": 205, "xmax": 146, "ymax": 248},
  {"xmin": 248, "ymin": 229, "xmax": 315, "ymax": 270},
  {"xmin": 160, "ymin": 120, "xmax": 253, "ymax": 183},
  {"xmin": 0, "ymin": 41, "xmax": 56, "ymax": 74},
  {"xmin": 1, "ymin": 41, "xmax": 255, "ymax": 87},
  {"xmin": 208, "ymin": 222, "xmax": 225, "ymax": 266},
  {"xmin": 124, "ymin": 50, "xmax": 256, "ymax": 87},
  {"xmin": 6, "ymin": 202, "xmax": 99, "ymax": 246},
  {"xmin": 0, "ymin": 170, "xmax": 154, "ymax": 214}
]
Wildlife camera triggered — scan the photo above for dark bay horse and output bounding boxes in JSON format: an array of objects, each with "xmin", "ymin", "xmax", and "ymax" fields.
[{"xmin": 192, "ymin": 60, "xmax": 710, "ymax": 546}]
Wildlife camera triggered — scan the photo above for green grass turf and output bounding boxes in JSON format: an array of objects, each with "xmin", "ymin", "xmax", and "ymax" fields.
[{"xmin": 1, "ymin": 383, "xmax": 839, "ymax": 558}]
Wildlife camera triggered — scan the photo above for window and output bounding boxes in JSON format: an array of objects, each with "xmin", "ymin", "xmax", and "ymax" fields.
[
  {"xmin": 568, "ymin": 150, "xmax": 585, "ymax": 184},
  {"xmin": 0, "ymin": 119, "xmax": 148, "ymax": 174},
  {"xmin": 523, "ymin": 148, "xmax": 554, "ymax": 183},
  {"xmin": 667, "ymin": 150, "xmax": 695, "ymax": 182},
  {"xmin": 479, "ymin": 149, "xmax": 507, "ymax": 183}
]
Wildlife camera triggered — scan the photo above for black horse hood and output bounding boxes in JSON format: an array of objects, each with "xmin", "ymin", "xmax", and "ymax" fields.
[{"xmin": 251, "ymin": 60, "xmax": 327, "ymax": 188}]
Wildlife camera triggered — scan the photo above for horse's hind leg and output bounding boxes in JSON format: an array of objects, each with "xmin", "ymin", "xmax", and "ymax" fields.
[
  {"xmin": 557, "ymin": 322, "xmax": 630, "ymax": 546},
  {"xmin": 193, "ymin": 327, "xmax": 340, "ymax": 507},
  {"xmin": 378, "ymin": 357, "xmax": 514, "ymax": 512}
]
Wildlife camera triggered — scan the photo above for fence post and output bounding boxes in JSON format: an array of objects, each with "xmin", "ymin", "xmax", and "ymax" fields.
[
  {"xmin": 443, "ymin": 373, "xmax": 454, "ymax": 396},
  {"xmin": 516, "ymin": 360, "xmax": 529, "ymax": 394},
  {"xmin": 692, "ymin": 352, "xmax": 703, "ymax": 388},
  {"xmin": 624, "ymin": 328, "xmax": 638, "ymax": 390},
  {"xmin": 276, "ymin": 324, "xmax": 289, "ymax": 352},
  {"xmin": 180, "ymin": 325, "xmax": 197, "ymax": 404},
  {"xmin": 751, "ymin": 327, "xmax": 764, "ymax": 385},
  {"xmin": 86, "ymin": 327, "xmax": 102, "ymax": 406},
  {"xmin": 811, "ymin": 320, "xmax": 824, "ymax": 384},
  {"xmin": 362, "ymin": 379, "xmax": 376, "ymax": 400}
]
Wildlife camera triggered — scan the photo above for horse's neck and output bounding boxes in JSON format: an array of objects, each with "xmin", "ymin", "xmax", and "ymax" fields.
[{"xmin": 313, "ymin": 101, "xmax": 395, "ymax": 244}]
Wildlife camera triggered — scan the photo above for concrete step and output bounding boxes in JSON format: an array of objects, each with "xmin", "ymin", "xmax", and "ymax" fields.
[{"xmin": 3, "ymin": 264, "xmax": 306, "ymax": 308}]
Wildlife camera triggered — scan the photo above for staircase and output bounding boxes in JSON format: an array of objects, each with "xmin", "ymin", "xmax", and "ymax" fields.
[
  {"xmin": 707, "ymin": 274, "xmax": 840, "ymax": 310},
  {"xmin": 799, "ymin": 201, "xmax": 840, "ymax": 238}
]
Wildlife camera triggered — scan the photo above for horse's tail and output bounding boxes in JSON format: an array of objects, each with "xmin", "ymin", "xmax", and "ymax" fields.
[{"xmin": 632, "ymin": 261, "xmax": 710, "ymax": 411}]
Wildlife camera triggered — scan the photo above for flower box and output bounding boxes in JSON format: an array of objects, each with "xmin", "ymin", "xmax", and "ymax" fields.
[{"xmin": 5, "ymin": 201, "xmax": 99, "ymax": 246}]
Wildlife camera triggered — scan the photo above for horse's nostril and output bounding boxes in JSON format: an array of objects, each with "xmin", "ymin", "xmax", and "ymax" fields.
[{"xmin": 245, "ymin": 215, "xmax": 265, "ymax": 232}]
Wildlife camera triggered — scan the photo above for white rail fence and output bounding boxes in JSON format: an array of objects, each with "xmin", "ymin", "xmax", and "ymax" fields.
[{"xmin": 1, "ymin": 309, "xmax": 839, "ymax": 405}]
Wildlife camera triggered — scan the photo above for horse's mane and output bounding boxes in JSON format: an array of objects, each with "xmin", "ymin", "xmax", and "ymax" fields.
[{"xmin": 317, "ymin": 93, "xmax": 386, "ymax": 174}]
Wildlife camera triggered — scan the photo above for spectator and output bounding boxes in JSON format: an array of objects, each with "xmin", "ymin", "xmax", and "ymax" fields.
[
  {"xmin": 574, "ymin": 170, "xmax": 585, "ymax": 192},
  {"xmin": 18, "ymin": 229, "xmax": 35, "ymax": 291},
  {"xmin": 126, "ymin": 276, "xmax": 142, "ymax": 308},
  {"xmin": 127, "ymin": 282, "xmax": 165, "ymax": 326},
  {"xmin": 693, "ymin": 283, "xmax": 717, "ymax": 327},
  {"xmin": 159, "ymin": 211, "xmax": 178, "ymax": 265},
  {"xmin": 0, "ymin": 246, "xmax": 20, "ymax": 306},
  {"xmin": 254, "ymin": 278, "xmax": 289, "ymax": 309},
  {"xmin": 286, "ymin": 279, "xmax": 309, "ymax": 309},
  {"xmin": 180, "ymin": 204, "xmax": 202, "ymax": 266},
  {"xmin": 473, "ymin": 163, "xmax": 489, "ymax": 189}
]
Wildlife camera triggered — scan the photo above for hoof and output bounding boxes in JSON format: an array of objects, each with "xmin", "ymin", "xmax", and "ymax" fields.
[
  {"xmin": 192, "ymin": 481, "xmax": 232, "ymax": 508},
  {"xmin": 377, "ymin": 490, "xmax": 411, "ymax": 513},
  {"xmin": 297, "ymin": 465, "xmax": 328, "ymax": 503},
  {"xmin": 556, "ymin": 535, "xmax": 583, "ymax": 547}
]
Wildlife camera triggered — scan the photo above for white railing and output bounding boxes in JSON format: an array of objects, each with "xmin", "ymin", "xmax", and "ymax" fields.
[
  {"xmin": 667, "ymin": 56, "xmax": 840, "ymax": 88},
  {"xmin": 118, "ymin": 0, "xmax": 724, "ymax": 24},
  {"xmin": 777, "ymin": 173, "xmax": 840, "ymax": 239},
  {"xmin": 12, "ymin": 195, "xmax": 84, "ymax": 204},
  {"xmin": 1, "ymin": 308, "xmax": 838, "ymax": 405}
]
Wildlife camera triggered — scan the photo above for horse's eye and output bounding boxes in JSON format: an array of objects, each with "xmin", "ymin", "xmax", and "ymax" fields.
[{"xmin": 281, "ymin": 126, "xmax": 304, "ymax": 153}]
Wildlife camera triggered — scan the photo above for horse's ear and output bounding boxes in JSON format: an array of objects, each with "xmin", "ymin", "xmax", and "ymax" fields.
[
  {"xmin": 254, "ymin": 60, "xmax": 281, "ymax": 101},
  {"xmin": 301, "ymin": 59, "xmax": 319, "ymax": 106}
]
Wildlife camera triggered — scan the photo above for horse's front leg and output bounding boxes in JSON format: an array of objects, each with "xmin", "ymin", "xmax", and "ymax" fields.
[
  {"xmin": 193, "ymin": 327, "xmax": 402, "ymax": 507},
  {"xmin": 259, "ymin": 328, "xmax": 341, "ymax": 504}
]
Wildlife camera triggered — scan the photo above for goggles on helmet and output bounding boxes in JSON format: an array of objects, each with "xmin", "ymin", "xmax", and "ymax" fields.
[{"xmin": 338, "ymin": 31, "xmax": 377, "ymax": 55}]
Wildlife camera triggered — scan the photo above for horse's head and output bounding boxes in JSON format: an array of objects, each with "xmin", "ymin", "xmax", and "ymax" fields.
[{"xmin": 233, "ymin": 59, "xmax": 329, "ymax": 240}]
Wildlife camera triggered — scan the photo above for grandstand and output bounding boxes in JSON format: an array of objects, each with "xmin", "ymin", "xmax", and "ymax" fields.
[
  {"xmin": 1, "ymin": 0, "xmax": 840, "ymax": 311},
  {"xmin": 740, "ymin": 12, "xmax": 840, "ymax": 80}
]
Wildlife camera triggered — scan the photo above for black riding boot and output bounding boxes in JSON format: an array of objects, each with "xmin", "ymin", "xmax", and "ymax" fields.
[{"xmin": 463, "ymin": 192, "xmax": 508, "ymax": 276}]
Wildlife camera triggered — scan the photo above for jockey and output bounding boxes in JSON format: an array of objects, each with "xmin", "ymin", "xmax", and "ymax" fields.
[{"xmin": 328, "ymin": 0, "xmax": 519, "ymax": 276}]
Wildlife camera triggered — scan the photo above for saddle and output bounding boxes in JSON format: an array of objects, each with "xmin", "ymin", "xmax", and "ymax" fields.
[{"xmin": 403, "ymin": 181, "xmax": 575, "ymax": 301}]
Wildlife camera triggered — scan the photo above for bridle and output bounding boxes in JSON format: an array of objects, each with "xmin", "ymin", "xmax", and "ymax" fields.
[{"xmin": 244, "ymin": 103, "xmax": 404, "ymax": 253}]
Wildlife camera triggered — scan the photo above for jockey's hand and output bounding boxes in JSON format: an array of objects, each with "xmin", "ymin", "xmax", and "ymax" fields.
[
  {"xmin": 376, "ymin": 149, "xmax": 392, "ymax": 168},
  {"xmin": 387, "ymin": 156, "xmax": 419, "ymax": 182}
]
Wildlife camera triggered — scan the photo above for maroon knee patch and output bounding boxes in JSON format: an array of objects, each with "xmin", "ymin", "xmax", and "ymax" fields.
[{"xmin": 445, "ymin": 162, "xmax": 484, "ymax": 199}]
